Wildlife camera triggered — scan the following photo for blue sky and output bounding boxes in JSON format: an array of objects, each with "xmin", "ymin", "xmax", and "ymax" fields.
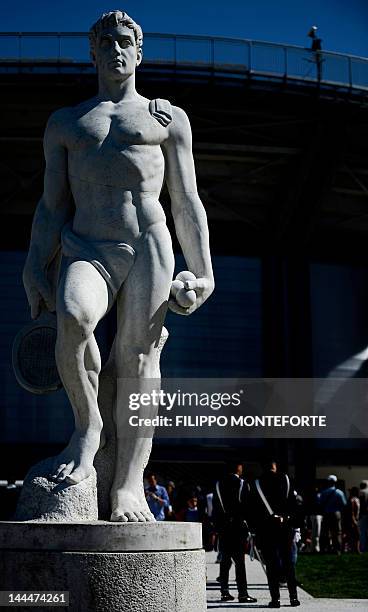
[{"xmin": 1, "ymin": 0, "xmax": 367, "ymax": 57}]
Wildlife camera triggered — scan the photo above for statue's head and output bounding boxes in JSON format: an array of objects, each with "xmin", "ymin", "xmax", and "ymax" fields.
[{"xmin": 89, "ymin": 10, "xmax": 143, "ymax": 78}]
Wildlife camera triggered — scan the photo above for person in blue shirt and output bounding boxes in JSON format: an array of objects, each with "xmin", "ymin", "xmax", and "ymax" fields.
[
  {"xmin": 319, "ymin": 475, "xmax": 347, "ymax": 553},
  {"xmin": 144, "ymin": 473, "xmax": 170, "ymax": 521}
]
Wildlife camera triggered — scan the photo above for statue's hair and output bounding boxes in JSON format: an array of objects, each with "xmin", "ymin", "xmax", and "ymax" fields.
[{"xmin": 89, "ymin": 10, "xmax": 143, "ymax": 60}]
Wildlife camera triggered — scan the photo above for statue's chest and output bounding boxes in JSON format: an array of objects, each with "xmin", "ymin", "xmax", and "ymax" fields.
[
  {"xmin": 71, "ymin": 110, "xmax": 164, "ymax": 149},
  {"xmin": 68, "ymin": 111, "xmax": 165, "ymax": 184}
]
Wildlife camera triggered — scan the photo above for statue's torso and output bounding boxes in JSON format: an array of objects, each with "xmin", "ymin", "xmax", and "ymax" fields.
[{"xmin": 63, "ymin": 96, "xmax": 168, "ymax": 244}]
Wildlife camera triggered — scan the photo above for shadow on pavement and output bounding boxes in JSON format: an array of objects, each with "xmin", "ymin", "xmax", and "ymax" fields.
[{"xmin": 207, "ymin": 605, "xmax": 267, "ymax": 609}]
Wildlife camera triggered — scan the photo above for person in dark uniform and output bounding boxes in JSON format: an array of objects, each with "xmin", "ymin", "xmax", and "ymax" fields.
[
  {"xmin": 213, "ymin": 461, "xmax": 257, "ymax": 604},
  {"xmin": 249, "ymin": 459, "xmax": 303, "ymax": 608}
]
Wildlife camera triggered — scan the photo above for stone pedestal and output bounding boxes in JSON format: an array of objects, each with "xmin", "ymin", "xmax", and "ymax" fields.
[{"xmin": 0, "ymin": 521, "xmax": 206, "ymax": 612}]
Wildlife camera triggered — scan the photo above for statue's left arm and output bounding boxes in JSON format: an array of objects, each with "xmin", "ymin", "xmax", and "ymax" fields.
[{"xmin": 162, "ymin": 105, "xmax": 214, "ymax": 315}]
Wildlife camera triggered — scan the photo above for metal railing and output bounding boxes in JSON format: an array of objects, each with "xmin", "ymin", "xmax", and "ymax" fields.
[{"xmin": 0, "ymin": 32, "xmax": 367, "ymax": 92}]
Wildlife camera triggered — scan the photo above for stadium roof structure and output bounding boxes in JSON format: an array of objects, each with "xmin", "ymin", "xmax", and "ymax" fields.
[{"xmin": 0, "ymin": 32, "xmax": 367, "ymax": 97}]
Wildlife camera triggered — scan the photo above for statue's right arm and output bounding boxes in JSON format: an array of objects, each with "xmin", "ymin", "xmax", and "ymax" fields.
[{"xmin": 23, "ymin": 109, "xmax": 74, "ymax": 318}]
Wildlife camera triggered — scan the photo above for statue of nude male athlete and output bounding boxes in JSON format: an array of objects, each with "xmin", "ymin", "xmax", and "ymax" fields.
[{"xmin": 22, "ymin": 10, "xmax": 214, "ymax": 522}]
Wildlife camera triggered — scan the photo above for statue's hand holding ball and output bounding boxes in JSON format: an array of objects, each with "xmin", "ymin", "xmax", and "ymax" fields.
[
  {"xmin": 169, "ymin": 270, "xmax": 214, "ymax": 316},
  {"xmin": 171, "ymin": 271, "xmax": 197, "ymax": 308}
]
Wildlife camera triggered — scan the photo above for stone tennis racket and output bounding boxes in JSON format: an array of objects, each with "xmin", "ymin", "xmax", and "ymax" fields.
[{"xmin": 12, "ymin": 306, "xmax": 62, "ymax": 395}]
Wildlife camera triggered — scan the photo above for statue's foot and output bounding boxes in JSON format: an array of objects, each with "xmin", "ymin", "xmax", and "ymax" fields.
[
  {"xmin": 110, "ymin": 488, "xmax": 155, "ymax": 523},
  {"xmin": 50, "ymin": 427, "xmax": 101, "ymax": 485}
]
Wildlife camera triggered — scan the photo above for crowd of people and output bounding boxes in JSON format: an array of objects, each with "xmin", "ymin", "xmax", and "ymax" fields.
[
  {"xmin": 144, "ymin": 464, "xmax": 368, "ymax": 608},
  {"xmin": 303, "ymin": 476, "xmax": 368, "ymax": 555}
]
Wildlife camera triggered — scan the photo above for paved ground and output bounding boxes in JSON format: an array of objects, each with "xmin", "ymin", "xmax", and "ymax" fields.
[{"xmin": 206, "ymin": 551, "xmax": 368, "ymax": 610}]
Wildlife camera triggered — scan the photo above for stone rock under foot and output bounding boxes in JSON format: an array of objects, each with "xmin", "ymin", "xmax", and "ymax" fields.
[{"xmin": 15, "ymin": 457, "xmax": 98, "ymax": 521}]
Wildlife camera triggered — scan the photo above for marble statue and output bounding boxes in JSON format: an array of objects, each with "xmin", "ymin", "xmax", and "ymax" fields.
[{"xmin": 21, "ymin": 10, "xmax": 214, "ymax": 523}]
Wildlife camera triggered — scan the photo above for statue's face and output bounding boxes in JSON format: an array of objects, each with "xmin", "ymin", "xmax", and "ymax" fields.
[{"xmin": 95, "ymin": 24, "xmax": 141, "ymax": 80}]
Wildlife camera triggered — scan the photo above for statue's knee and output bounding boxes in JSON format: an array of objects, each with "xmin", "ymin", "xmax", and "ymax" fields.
[{"xmin": 58, "ymin": 307, "xmax": 95, "ymax": 341}]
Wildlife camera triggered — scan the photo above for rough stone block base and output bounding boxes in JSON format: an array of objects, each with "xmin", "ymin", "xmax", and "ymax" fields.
[{"xmin": 15, "ymin": 458, "xmax": 98, "ymax": 521}]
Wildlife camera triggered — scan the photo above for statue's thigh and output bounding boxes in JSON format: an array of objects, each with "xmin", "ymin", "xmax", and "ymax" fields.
[
  {"xmin": 57, "ymin": 259, "xmax": 109, "ymax": 325},
  {"xmin": 116, "ymin": 223, "xmax": 174, "ymax": 350}
]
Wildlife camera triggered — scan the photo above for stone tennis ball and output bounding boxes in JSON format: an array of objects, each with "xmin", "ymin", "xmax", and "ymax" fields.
[
  {"xmin": 175, "ymin": 270, "xmax": 196, "ymax": 283},
  {"xmin": 171, "ymin": 279, "xmax": 184, "ymax": 297},
  {"xmin": 176, "ymin": 288, "xmax": 197, "ymax": 308}
]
